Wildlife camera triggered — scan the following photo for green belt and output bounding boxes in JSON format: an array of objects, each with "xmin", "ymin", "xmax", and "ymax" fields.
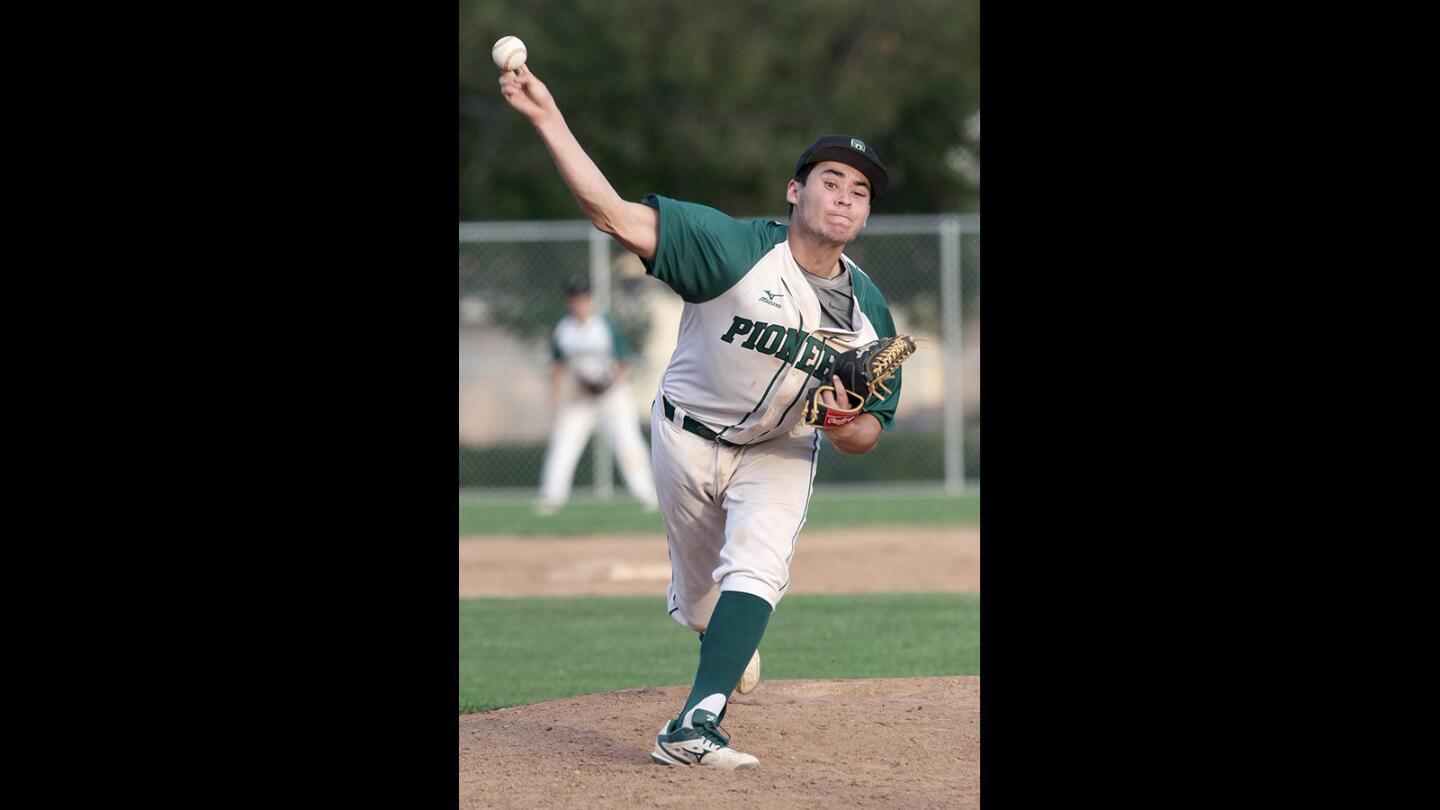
[{"xmin": 662, "ymin": 396, "xmax": 740, "ymax": 447}]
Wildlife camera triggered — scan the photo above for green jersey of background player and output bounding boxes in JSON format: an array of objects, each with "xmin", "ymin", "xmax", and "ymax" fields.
[{"xmin": 499, "ymin": 60, "xmax": 902, "ymax": 771}]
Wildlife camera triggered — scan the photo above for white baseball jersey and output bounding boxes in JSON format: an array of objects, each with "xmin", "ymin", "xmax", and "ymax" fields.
[
  {"xmin": 551, "ymin": 312, "xmax": 630, "ymax": 390},
  {"xmin": 640, "ymin": 194, "xmax": 903, "ymax": 443}
]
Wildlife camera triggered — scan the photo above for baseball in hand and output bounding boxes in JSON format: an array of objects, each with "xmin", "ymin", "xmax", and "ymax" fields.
[{"xmin": 492, "ymin": 36, "xmax": 527, "ymax": 72}]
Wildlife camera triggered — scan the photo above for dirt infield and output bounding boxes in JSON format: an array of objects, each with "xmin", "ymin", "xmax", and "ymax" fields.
[
  {"xmin": 459, "ymin": 526, "xmax": 980, "ymax": 807},
  {"xmin": 459, "ymin": 526, "xmax": 979, "ymax": 597},
  {"xmin": 460, "ymin": 676, "xmax": 979, "ymax": 809}
]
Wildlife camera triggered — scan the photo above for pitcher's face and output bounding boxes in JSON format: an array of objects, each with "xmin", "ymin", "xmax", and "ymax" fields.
[{"xmin": 787, "ymin": 160, "xmax": 872, "ymax": 246}]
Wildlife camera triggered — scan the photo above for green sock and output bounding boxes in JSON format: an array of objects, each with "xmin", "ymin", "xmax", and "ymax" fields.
[{"xmin": 680, "ymin": 591, "xmax": 772, "ymax": 722}]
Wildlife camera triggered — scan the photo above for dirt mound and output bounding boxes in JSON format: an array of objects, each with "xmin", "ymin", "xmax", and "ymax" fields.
[{"xmin": 459, "ymin": 676, "xmax": 978, "ymax": 809}]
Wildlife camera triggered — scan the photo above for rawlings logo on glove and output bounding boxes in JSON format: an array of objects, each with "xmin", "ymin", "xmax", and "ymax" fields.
[{"xmin": 801, "ymin": 333, "xmax": 918, "ymax": 429}]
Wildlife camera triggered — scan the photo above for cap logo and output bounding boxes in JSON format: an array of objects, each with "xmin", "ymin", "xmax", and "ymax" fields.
[{"xmin": 851, "ymin": 138, "xmax": 866, "ymax": 152}]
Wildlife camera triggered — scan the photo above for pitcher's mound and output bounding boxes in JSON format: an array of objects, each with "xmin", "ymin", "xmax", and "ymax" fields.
[{"xmin": 460, "ymin": 675, "xmax": 979, "ymax": 809}]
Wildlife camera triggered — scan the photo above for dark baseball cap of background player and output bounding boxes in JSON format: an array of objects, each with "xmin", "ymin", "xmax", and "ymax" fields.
[
  {"xmin": 562, "ymin": 275, "xmax": 594, "ymax": 318},
  {"xmin": 789, "ymin": 135, "xmax": 890, "ymax": 213},
  {"xmin": 563, "ymin": 275, "xmax": 590, "ymax": 297}
]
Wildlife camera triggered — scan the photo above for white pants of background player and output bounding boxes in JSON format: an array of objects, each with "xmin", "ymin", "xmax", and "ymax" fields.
[
  {"xmin": 538, "ymin": 381, "xmax": 659, "ymax": 509},
  {"xmin": 649, "ymin": 394, "xmax": 823, "ymax": 631}
]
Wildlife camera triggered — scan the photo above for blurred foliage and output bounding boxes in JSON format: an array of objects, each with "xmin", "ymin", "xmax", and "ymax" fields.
[
  {"xmin": 460, "ymin": 0, "xmax": 980, "ymax": 221},
  {"xmin": 459, "ymin": 238, "xmax": 586, "ymax": 341},
  {"xmin": 459, "ymin": 239, "xmax": 656, "ymax": 346}
]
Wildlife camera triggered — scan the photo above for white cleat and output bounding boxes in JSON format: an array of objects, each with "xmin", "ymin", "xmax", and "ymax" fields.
[
  {"xmin": 650, "ymin": 710, "xmax": 759, "ymax": 770},
  {"xmin": 735, "ymin": 649, "xmax": 761, "ymax": 695}
]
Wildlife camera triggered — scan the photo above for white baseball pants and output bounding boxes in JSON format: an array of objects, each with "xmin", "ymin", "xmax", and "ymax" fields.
[
  {"xmin": 538, "ymin": 382, "xmax": 658, "ymax": 507},
  {"xmin": 649, "ymin": 394, "xmax": 823, "ymax": 631}
]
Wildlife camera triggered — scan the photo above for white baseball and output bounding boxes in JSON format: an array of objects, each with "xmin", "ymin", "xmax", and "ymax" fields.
[{"xmin": 492, "ymin": 36, "xmax": 527, "ymax": 72}]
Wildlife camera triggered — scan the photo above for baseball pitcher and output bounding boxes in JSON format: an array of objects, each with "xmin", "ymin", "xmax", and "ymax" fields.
[{"xmin": 499, "ymin": 61, "xmax": 915, "ymax": 771}]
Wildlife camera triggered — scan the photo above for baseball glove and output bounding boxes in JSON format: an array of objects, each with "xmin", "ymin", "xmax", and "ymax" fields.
[
  {"xmin": 802, "ymin": 333, "xmax": 918, "ymax": 429},
  {"xmin": 577, "ymin": 378, "xmax": 613, "ymax": 397}
]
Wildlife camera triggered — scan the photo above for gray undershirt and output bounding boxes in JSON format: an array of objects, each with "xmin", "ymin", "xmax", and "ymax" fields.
[{"xmin": 801, "ymin": 264, "xmax": 855, "ymax": 331}]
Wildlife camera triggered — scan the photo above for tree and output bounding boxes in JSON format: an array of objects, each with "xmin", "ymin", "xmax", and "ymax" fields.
[{"xmin": 460, "ymin": 0, "xmax": 980, "ymax": 220}]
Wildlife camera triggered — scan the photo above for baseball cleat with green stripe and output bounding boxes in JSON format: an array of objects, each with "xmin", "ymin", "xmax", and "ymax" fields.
[{"xmin": 650, "ymin": 710, "xmax": 759, "ymax": 770}]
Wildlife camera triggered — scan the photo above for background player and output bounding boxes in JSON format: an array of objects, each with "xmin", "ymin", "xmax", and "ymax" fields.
[
  {"xmin": 499, "ymin": 62, "xmax": 903, "ymax": 770},
  {"xmin": 536, "ymin": 275, "xmax": 659, "ymax": 515}
]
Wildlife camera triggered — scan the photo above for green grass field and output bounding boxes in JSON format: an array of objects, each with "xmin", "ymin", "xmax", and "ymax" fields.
[
  {"xmin": 459, "ymin": 491, "xmax": 979, "ymax": 536},
  {"xmin": 459, "ymin": 592, "xmax": 979, "ymax": 713}
]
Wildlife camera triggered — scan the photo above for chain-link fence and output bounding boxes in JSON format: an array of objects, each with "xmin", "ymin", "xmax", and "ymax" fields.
[{"xmin": 460, "ymin": 215, "xmax": 979, "ymax": 498}]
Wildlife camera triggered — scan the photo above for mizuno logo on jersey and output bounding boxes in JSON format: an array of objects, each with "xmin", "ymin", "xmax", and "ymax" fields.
[
  {"xmin": 719, "ymin": 315, "xmax": 843, "ymax": 382},
  {"xmin": 758, "ymin": 290, "xmax": 784, "ymax": 308}
]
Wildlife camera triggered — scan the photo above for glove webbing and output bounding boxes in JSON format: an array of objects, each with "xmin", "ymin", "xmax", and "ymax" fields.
[{"xmin": 866, "ymin": 337, "xmax": 914, "ymax": 403}]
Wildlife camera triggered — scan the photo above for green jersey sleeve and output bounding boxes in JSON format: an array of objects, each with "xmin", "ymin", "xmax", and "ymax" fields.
[
  {"xmin": 851, "ymin": 265, "xmax": 902, "ymax": 432},
  {"xmin": 639, "ymin": 194, "xmax": 787, "ymax": 303}
]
